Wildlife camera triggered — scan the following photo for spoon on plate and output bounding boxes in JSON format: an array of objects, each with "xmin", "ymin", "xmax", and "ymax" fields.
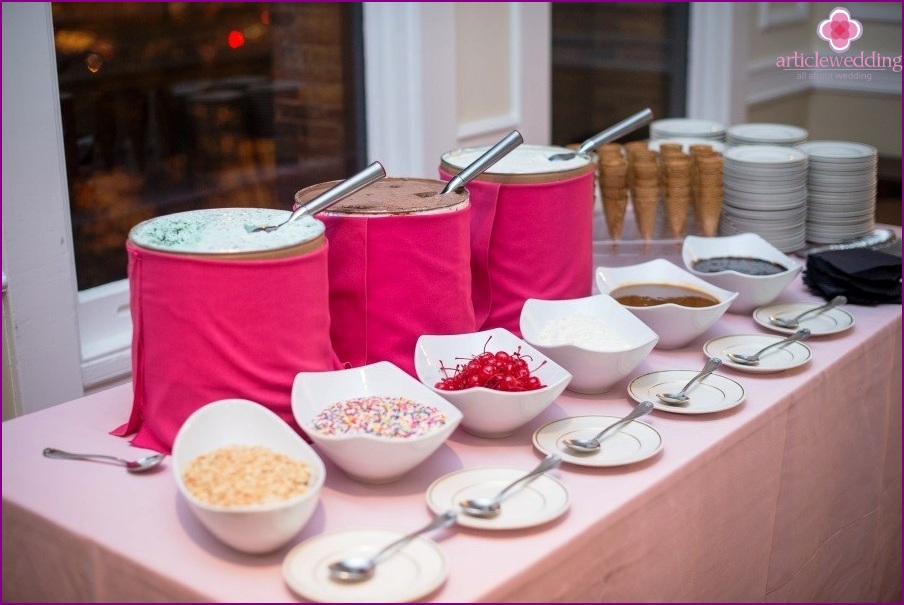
[
  {"xmin": 246, "ymin": 161, "xmax": 386, "ymax": 233},
  {"xmin": 458, "ymin": 454, "xmax": 561, "ymax": 518},
  {"xmin": 548, "ymin": 108, "xmax": 654, "ymax": 161},
  {"xmin": 327, "ymin": 510, "xmax": 457, "ymax": 583},
  {"xmin": 43, "ymin": 447, "xmax": 165, "ymax": 473},
  {"xmin": 726, "ymin": 329, "xmax": 811, "ymax": 366},
  {"xmin": 657, "ymin": 358, "xmax": 722, "ymax": 405},
  {"xmin": 435, "ymin": 130, "xmax": 523, "ymax": 195},
  {"xmin": 562, "ymin": 401, "xmax": 655, "ymax": 454},
  {"xmin": 769, "ymin": 295, "xmax": 847, "ymax": 329}
]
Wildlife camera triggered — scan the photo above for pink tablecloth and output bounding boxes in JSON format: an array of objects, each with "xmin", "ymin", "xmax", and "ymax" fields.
[{"xmin": 3, "ymin": 271, "xmax": 901, "ymax": 603}]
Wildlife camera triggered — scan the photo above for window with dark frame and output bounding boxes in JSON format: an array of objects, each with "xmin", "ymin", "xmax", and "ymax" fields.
[
  {"xmin": 551, "ymin": 3, "xmax": 689, "ymax": 147},
  {"xmin": 52, "ymin": 2, "xmax": 366, "ymax": 291}
]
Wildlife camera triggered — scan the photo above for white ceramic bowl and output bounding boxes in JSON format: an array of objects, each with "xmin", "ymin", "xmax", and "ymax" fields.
[
  {"xmin": 519, "ymin": 294, "xmax": 659, "ymax": 394},
  {"xmin": 414, "ymin": 328, "xmax": 572, "ymax": 438},
  {"xmin": 596, "ymin": 259, "xmax": 738, "ymax": 350},
  {"xmin": 682, "ymin": 233, "xmax": 802, "ymax": 314},
  {"xmin": 172, "ymin": 399, "xmax": 325, "ymax": 554},
  {"xmin": 291, "ymin": 362, "xmax": 462, "ymax": 484}
]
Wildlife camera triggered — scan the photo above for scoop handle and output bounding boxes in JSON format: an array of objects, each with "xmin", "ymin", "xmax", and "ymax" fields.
[
  {"xmin": 577, "ymin": 108, "xmax": 654, "ymax": 154},
  {"xmin": 370, "ymin": 510, "xmax": 457, "ymax": 565},
  {"xmin": 441, "ymin": 130, "xmax": 523, "ymax": 194},
  {"xmin": 588, "ymin": 400, "xmax": 655, "ymax": 444},
  {"xmin": 289, "ymin": 161, "xmax": 386, "ymax": 221}
]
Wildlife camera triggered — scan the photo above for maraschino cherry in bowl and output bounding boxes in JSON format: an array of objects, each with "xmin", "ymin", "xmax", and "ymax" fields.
[{"xmin": 414, "ymin": 328, "xmax": 572, "ymax": 438}]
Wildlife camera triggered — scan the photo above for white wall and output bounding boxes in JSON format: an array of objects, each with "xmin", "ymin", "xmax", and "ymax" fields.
[
  {"xmin": 745, "ymin": 2, "xmax": 902, "ymax": 156},
  {"xmin": 363, "ymin": 2, "xmax": 550, "ymax": 179}
]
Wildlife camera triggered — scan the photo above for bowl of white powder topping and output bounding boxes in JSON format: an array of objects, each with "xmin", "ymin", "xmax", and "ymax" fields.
[{"xmin": 520, "ymin": 294, "xmax": 659, "ymax": 394}]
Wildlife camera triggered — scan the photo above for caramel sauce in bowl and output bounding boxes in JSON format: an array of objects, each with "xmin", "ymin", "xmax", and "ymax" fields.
[
  {"xmin": 596, "ymin": 259, "xmax": 738, "ymax": 350},
  {"xmin": 610, "ymin": 283, "xmax": 720, "ymax": 308}
]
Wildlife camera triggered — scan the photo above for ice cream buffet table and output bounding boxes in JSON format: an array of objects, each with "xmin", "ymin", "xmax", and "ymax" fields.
[{"xmin": 3, "ymin": 272, "xmax": 900, "ymax": 603}]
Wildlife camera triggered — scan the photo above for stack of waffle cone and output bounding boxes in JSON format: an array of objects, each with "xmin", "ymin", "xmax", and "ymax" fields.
[
  {"xmin": 599, "ymin": 152, "xmax": 629, "ymax": 240},
  {"xmin": 690, "ymin": 145, "xmax": 723, "ymax": 236},
  {"xmin": 629, "ymin": 148, "xmax": 660, "ymax": 240},
  {"xmin": 661, "ymin": 152, "xmax": 693, "ymax": 238}
]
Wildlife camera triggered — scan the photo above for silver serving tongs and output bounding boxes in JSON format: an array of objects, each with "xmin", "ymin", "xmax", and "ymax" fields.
[{"xmin": 248, "ymin": 161, "xmax": 386, "ymax": 233}]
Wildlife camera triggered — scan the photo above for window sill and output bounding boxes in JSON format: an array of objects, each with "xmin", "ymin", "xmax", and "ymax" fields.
[{"xmin": 78, "ymin": 279, "xmax": 132, "ymax": 389}]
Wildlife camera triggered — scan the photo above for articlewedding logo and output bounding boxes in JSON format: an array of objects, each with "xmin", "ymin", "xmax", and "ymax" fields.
[
  {"xmin": 774, "ymin": 5, "xmax": 901, "ymax": 81},
  {"xmin": 817, "ymin": 7, "xmax": 863, "ymax": 53}
]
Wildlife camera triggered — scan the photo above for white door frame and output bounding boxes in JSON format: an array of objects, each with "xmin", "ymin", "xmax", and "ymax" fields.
[{"xmin": 687, "ymin": 2, "xmax": 749, "ymax": 126}]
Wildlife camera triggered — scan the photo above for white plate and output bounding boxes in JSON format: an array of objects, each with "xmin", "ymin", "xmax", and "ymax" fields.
[
  {"xmin": 532, "ymin": 415, "xmax": 663, "ymax": 466},
  {"xmin": 797, "ymin": 140, "xmax": 877, "ymax": 161},
  {"xmin": 753, "ymin": 303, "xmax": 855, "ymax": 335},
  {"xmin": 727, "ymin": 123, "xmax": 808, "ymax": 145},
  {"xmin": 724, "ymin": 145, "xmax": 808, "ymax": 166},
  {"xmin": 650, "ymin": 118, "xmax": 725, "ymax": 139},
  {"xmin": 703, "ymin": 334, "xmax": 812, "ymax": 373},
  {"xmin": 426, "ymin": 467, "xmax": 569, "ymax": 530},
  {"xmin": 627, "ymin": 370, "xmax": 746, "ymax": 414},
  {"xmin": 283, "ymin": 528, "xmax": 448, "ymax": 603}
]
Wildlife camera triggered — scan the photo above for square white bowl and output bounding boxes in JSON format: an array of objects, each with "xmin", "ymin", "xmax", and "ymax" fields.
[
  {"xmin": 519, "ymin": 294, "xmax": 659, "ymax": 394},
  {"xmin": 414, "ymin": 328, "xmax": 572, "ymax": 438},
  {"xmin": 596, "ymin": 259, "xmax": 738, "ymax": 350},
  {"xmin": 291, "ymin": 362, "xmax": 462, "ymax": 484},
  {"xmin": 172, "ymin": 398, "xmax": 325, "ymax": 554},
  {"xmin": 682, "ymin": 233, "xmax": 802, "ymax": 314}
]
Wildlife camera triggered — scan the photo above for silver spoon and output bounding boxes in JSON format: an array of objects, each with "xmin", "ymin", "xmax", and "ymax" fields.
[
  {"xmin": 247, "ymin": 161, "xmax": 386, "ymax": 233},
  {"xmin": 437, "ymin": 130, "xmax": 523, "ymax": 195},
  {"xmin": 657, "ymin": 358, "xmax": 722, "ymax": 405},
  {"xmin": 43, "ymin": 447, "xmax": 165, "ymax": 473},
  {"xmin": 727, "ymin": 329, "xmax": 811, "ymax": 366},
  {"xmin": 548, "ymin": 108, "xmax": 654, "ymax": 161},
  {"xmin": 563, "ymin": 400, "xmax": 655, "ymax": 454},
  {"xmin": 327, "ymin": 510, "xmax": 457, "ymax": 583},
  {"xmin": 458, "ymin": 454, "xmax": 561, "ymax": 518},
  {"xmin": 769, "ymin": 295, "xmax": 847, "ymax": 329}
]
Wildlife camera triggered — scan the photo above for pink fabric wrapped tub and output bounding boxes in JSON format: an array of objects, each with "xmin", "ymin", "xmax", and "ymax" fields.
[
  {"xmin": 295, "ymin": 178, "xmax": 475, "ymax": 376},
  {"xmin": 440, "ymin": 144, "xmax": 595, "ymax": 335},
  {"xmin": 115, "ymin": 208, "xmax": 340, "ymax": 453}
]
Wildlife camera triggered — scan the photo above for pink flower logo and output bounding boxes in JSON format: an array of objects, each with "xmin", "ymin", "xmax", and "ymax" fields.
[{"xmin": 817, "ymin": 7, "xmax": 863, "ymax": 53}]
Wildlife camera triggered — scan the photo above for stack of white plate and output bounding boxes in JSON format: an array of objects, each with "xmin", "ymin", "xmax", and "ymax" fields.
[
  {"xmin": 725, "ymin": 123, "xmax": 808, "ymax": 146},
  {"xmin": 797, "ymin": 140, "xmax": 877, "ymax": 244},
  {"xmin": 720, "ymin": 145, "xmax": 809, "ymax": 252},
  {"xmin": 650, "ymin": 118, "xmax": 725, "ymax": 141}
]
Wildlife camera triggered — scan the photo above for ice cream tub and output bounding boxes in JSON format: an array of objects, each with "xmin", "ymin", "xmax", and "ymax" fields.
[
  {"xmin": 115, "ymin": 208, "xmax": 339, "ymax": 453},
  {"xmin": 294, "ymin": 178, "xmax": 475, "ymax": 376},
  {"xmin": 440, "ymin": 144, "xmax": 595, "ymax": 335}
]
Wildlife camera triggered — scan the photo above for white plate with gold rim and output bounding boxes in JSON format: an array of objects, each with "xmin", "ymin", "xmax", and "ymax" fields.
[
  {"xmin": 703, "ymin": 334, "xmax": 812, "ymax": 373},
  {"xmin": 426, "ymin": 467, "xmax": 569, "ymax": 530},
  {"xmin": 753, "ymin": 302, "xmax": 854, "ymax": 336},
  {"xmin": 533, "ymin": 415, "xmax": 663, "ymax": 466},
  {"xmin": 628, "ymin": 370, "xmax": 746, "ymax": 414},
  {"xmin": 283, "ymin": 528, "xmax": 447, "ymax": 603}
]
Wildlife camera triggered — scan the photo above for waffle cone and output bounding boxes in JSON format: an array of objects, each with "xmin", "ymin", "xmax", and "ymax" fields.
[
  {"xmin": 603, "ymin": 196, "xmax": 628, "ymax": 240},
  {"xmin": 663, "ymin": 195, "xmax": 691, "ymax": 238},
  {"xmin": 694, "ymin": 192, "xmax": 723, "ymax": 236},
  {"xmin": 632, "ymin": 194, "xmax": 659, "ymax": 240}
]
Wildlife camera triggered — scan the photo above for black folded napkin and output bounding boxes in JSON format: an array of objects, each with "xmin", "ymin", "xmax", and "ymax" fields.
[{"xmin": 803, "ymin": 248, "xmax": 901, "ymax": 305}]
